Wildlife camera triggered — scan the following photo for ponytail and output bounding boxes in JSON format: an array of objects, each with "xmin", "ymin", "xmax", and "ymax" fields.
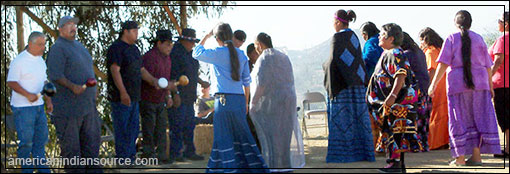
[
  {"xmin": 214, "ymin": 23, "xmax": 240, "ymax": 81},
  {"xmin": 460, "ymin": 28, "xmax": 474, "ymax": 89},
  {"xmin": 346, "ymin": 10, "xmax": 357, "ymax": 23},
  {"xmin": 455, "ymin": 10, "xmax": 474, "ymax": 89},
  {"xmin": 226, "ymin": 40, "xmax": 240, "ymax": 81}
]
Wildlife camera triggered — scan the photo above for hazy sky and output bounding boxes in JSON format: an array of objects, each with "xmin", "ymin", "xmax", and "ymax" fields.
[
  {"xmin": 188, "ymin": 1, "xmax": 509, "ymax": 51},
  {"xmin": 11, "ymin": 1, "xmax": 509, "ymax": 52}
]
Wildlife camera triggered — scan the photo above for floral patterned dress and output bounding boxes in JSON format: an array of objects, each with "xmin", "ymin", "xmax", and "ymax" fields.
[{"xmin": 366, "ymin": 48, "xmax": 424, "ymax": 159}]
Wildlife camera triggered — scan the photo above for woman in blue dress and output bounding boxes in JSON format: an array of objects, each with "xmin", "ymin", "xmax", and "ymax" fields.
[
  {"xmin": 323, "ymin": 9, "xmax": 375, "ymax": 163},
  {"xmin": 192, "ymin": 22, "xmax": 269, "ymax": 173}
]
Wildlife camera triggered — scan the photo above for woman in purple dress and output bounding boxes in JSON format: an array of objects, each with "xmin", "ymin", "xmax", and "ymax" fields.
[{"xmin": 428, "ymin": 10, "xmax": 500, "ymax": 166}]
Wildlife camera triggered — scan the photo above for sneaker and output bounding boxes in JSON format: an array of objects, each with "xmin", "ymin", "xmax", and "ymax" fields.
[
  {"xmin": 185, "ymin": 154, "xmax": 205, "ymax": 161},
  {"xmin": 378, "ymin": 161, "xmax": 403, "ymax": 173}
]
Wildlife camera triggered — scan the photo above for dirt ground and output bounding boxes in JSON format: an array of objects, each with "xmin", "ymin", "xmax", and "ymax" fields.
[{"xmin": 110, "ymin": 115, "xmax": 508, "ymax": 173}]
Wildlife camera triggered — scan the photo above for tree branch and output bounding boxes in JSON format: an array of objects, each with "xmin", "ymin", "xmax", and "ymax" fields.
[
  {"xmin": 19, "ymin": 6, "xmax": 107, "ymax": 81},
  {"xmin": 19, "ymin": 6, "xmax": 58, "ymax": 39},
  {"xmin": 163, "ymin": 5, "xmax": 182, "ymax": 35}
]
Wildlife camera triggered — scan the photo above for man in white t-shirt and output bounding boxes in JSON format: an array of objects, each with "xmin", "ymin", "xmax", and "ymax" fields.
[{"xmin": 7, "ymin": 31, "xmax": 52, "ymax": 173}]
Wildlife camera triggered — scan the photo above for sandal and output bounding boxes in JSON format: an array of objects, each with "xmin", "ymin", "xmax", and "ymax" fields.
[
  {"xmin": 449, "ymin": 159, "xmax": 466, "ymax": 167},
  {"xmin": 466, "ymin": 158, "xmax": 482, "ymax": 166}
]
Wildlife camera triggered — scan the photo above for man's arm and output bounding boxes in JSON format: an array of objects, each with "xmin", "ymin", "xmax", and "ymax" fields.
[
  {"xmin": 111, "ymin": 63, "xmax": 131, "ymax": 106},
  {"xmin": 7, "ymin": 82, "xmax": 38, "ymax": 102},
  {"xmin": 141, "ymin": 67, "xmax": 159, "ymax": 89},
  {"xmin": 54, "ymin": 78, "xmax": 85, "ymax": 95}
]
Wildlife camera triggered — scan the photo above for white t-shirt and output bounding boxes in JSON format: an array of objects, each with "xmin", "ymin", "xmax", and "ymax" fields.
[{"xmin": 7, "ymin": 50, "xmax": 47, "ymax": 107}]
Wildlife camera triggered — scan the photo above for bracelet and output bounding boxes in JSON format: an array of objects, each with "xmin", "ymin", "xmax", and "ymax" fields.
[{"xmin": 390, "ymin": 93, "xmax": 397, "ymax": 98}]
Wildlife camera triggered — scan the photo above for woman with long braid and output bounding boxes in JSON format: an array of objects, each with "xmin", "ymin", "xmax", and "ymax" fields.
[
  {"xmin": 428, "ymin": 10, "xmax": 500, "ymax": 166},
  {"xmin": 193, "ymin": 23, "xmax": 269, "ymax": 173}
]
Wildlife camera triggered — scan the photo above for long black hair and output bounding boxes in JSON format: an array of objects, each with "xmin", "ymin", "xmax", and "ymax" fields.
[
  {"xmin": 455, "ymin": 10, "xmax": 475, "ymax": 89},
  {"xmin": 401, "ymin": 32, "xmax": 421, "ymax": 54},
  {"xmin": 360, "ymin": 21, "xmax": 380, "ymax": 39},
  {"xmin": 214, "ymin": 23, "xmax": 240, "ymax": 81},
  {"xmin": 418, "ymin": 27, "xmax": 443, "ymax": 50}
]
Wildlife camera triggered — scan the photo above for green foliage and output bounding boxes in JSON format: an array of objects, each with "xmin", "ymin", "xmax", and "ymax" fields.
[{"xmin": 482, "ymin": 28, "xmax": 501, "ymax": 48}]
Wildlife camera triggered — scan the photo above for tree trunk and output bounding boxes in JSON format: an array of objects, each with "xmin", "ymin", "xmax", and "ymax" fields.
[
  {"xmin": 16, "ymin": 7, "xmax": 24, "ymax": 53},
  {"xmin": 179, "ymin": 1, "xmax": 187, "ymax": 29}
]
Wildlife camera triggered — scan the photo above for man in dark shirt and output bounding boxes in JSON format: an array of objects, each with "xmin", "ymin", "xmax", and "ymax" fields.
[
  {"xmin": 106, "ymin": 21, "xmax": 159, "ymax": 164},
  {"xmin": 47, "ymin": 16, "xmax": 102, "ymax": 173},
  {"xmin": 140, "ymin": 30, "xmax": 177, "ymax": 164},
  {"xmin": 168, "ymin": 28, "xmax": 204, "ymax": 161}
]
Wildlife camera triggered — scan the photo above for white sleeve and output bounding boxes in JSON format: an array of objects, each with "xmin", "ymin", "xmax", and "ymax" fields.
[{"xmin": 7, "ymin": 58, "xmax": 22, "ymax": 82}]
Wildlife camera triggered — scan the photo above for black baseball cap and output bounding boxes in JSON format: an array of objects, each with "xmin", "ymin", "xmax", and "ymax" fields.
[{"xmin": 121, "ymin": 21, "xmax": 139, "ymax": 30}]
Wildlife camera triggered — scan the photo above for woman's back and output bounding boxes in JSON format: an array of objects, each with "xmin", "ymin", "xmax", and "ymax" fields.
[
  {"xmin": 193, "ymin": 45, "xmax": 251, "ymax": 95},
  {"xmin": 437, "ymin": 30, "xmax": 494, "ymax": 95}
]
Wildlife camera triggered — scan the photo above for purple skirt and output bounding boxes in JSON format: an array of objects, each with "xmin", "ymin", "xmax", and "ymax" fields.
[{"xmin": 447, "ymin": 90, "xmax": 500, "ymax": 158}]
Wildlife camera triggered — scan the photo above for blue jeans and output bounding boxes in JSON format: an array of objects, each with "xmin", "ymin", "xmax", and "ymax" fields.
[
  {"xmin": 111, "ymin": 102, "xmax": 140, "ymax": 160},
  {"xmin": 51, "ymin": 110, "xmax": 102, "ymax": 173},
  {"xmin": 11, "ymin": 105, "xmax": 50, "ymax": 173},
  {"xmin": 168, "ymin": 104, "xmax": 196, "ymax": 158}
]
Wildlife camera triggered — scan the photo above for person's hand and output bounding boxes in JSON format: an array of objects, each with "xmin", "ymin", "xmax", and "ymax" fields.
[
  {"xmin": 166, "ymin": 97, "xmax": 174, "ymax": 108},
  {"xmin": 45, "ymin": 102, "xmax": 53, "ymax": 114},
  {"xmin": 168, "ymin": 81, "xmax": 177, "ymax": 91},
  {"xmin": 428, "ymin": 85, "xmax": 436, "ymax": 98},
  {"xmin": 173, "ymin": 94, "xmax": 181, "ymax": 108},
  {"xmin": 26, "ymin": 93, "xmax": 38, "ymax": 103},
  {"xmin": 383, "ymin": 94, "xmax": 396, "ymax": 108},
  {"xmin": 71, "ymin": 84, "xmax": 86, "ymax": 95},
  {"xmin": 153, "ymin": 78, "xmax": 160, "ymax": 90},
  {"xmin": 120, "ymin": 92, "xmax": 131, "ymax": 106}
]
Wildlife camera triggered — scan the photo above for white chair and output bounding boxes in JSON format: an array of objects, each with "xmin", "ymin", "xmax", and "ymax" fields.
[{"xmin": 302, "ymin": 91, "xmax": 328, "ymax": 137}]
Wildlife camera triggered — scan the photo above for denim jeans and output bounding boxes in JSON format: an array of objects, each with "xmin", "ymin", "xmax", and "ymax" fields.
[
  {"xmin": 11, "ymin": 105, "xmax": 50, "ymax": 173},
  {"xmin": 111, "ymin": 101, "xmax": 140, "ymax": 160},
  {"xmin": 51, "ymin": 110, "xmax": 102, "ymax": 173},
  {"xmin": 168, "ymin": 104, "xmax": 196, "ymax": 158},
  {"xmin": 140, "ymin": 100, "xmax": 168, "ymax": 160}
]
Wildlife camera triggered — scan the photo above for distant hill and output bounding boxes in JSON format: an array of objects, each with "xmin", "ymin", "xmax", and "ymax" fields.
[
  {"xmin": 286, "ymin": 29, "xmax": 365, "ymax": 107},
  {"xmin": 197, "ymin": 29, "xmax": 366, "ymax": 111}
]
